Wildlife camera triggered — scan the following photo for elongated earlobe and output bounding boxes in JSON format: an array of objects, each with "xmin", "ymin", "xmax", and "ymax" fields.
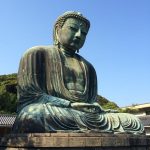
[{"xmin": 55, "ymin": 30, "xmax": 59, "ymax": 45}]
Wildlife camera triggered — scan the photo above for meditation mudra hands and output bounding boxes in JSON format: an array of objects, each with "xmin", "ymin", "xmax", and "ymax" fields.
[
  {"xmin": 70, "ymin": 102, "xmax": 101, "ymax": 113},
  {"xmin": 71, "ymin": 102, "xmax": 101, "ymax": 113},
  {"xmin": 70, "ymin": 102, "xmax": 118, "ymax": 113}
]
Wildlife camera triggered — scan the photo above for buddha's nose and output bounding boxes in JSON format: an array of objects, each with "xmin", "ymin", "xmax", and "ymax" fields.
[{"xmin": 75, "ymin": 29, "xmax": 81, "ymax": 38}]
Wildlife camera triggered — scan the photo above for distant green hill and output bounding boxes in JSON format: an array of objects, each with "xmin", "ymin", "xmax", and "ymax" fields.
[
  {"xmin": 97, "ymin": 95, "xmax": 119, "ymax": 110},
  {"xmin": 0, "ymin": 73, "xmax": 119, "ymax": 114}
]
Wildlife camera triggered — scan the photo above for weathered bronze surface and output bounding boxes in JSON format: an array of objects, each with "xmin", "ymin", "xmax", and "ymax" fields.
[{"xmin": 12, "ymin": 11, "xmax": 144, "ymax": 134}]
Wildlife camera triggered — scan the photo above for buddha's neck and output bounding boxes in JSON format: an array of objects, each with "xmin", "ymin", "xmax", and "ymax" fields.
[{"xmin": 59, "ymin": 45, "xmax": 76, "ymax": 57}]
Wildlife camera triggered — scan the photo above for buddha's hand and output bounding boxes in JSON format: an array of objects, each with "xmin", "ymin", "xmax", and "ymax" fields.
[
  {"xmin": 92, "ymin": 102, "xmax": 118, "ymax": 113},
  {"xmin": 70, "ymin": 102, "xmax": 103, "ymax": 113},
  {"xmin": 91, "ymin": 102, "xmax": 105, "ymax": 113}
]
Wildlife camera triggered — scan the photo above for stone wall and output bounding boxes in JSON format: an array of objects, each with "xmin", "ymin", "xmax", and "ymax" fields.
[{"xmin": 0, "ymin": 133, "xmax": 150, "ymax": 150}]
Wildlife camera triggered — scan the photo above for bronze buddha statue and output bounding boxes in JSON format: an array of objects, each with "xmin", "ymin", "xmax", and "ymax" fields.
[{"xmin": 13, "ymin": 11, "xmax": 144, "ymax": 134}]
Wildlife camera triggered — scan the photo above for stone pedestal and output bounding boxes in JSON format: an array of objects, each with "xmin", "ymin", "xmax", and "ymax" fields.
[{"xmin": 0, "ymin": 133, "xmax": 150, "ymax": 150}]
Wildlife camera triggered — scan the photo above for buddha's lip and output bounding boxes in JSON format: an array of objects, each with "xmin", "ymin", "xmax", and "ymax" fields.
[{"xmin": 73, "ymin": 38, "xmax": 80, "ymax": 43}]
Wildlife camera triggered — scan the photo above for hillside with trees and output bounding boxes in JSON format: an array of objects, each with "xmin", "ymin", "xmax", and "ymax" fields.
[
  {"xmin": 0, "ymin": 73, "xmax": 17, "ymax": 114},
  {"xmin": 0, "ymin": 73, "xmax": 119, "ymax": 114}
]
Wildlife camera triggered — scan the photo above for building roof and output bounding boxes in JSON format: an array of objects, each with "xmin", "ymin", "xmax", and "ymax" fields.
[
  {"xmin": 0, "ymin": 114, "xmax": 16, "ymax": 127},
  {"xmin": 138, "ymin": 115, "xmax": 150, "ymax": 126},
  {"xmin": 122, "ymin": 103, "xmax": 150, "ymax": 110}
]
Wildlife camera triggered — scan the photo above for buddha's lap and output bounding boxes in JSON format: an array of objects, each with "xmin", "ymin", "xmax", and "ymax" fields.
[{"xmin": 18, "ymin": 103, "xmax": 139, "ymax": 125}]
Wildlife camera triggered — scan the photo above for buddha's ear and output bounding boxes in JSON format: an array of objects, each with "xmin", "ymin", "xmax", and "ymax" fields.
[
  {"xmin": 56, "ymin": 27, "xmax": 61, "ymax": 38},
  {"xmin": 54, "ymin": 27, "xmax": 61, "ymax": 45}
]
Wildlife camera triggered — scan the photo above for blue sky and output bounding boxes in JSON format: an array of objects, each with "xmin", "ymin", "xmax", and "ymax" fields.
[{"xmin": 0, "ymin": 0, "xmax": 150, "ymax": 107}]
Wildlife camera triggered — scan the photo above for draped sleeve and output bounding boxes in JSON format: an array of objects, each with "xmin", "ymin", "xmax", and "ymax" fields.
[{"xmin": 17, "ymin": 46, "xmax": 71, "ymax": 111}]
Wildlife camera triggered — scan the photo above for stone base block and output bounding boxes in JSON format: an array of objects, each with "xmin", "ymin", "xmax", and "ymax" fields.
[{"xmin": 0, "ymin": 133, "xmax": 150, "ymax": 149}]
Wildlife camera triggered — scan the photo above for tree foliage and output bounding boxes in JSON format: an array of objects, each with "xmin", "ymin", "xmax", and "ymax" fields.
[
  {"xmin": 0, "ymin": 73, "xmax": 17, "ymax": 114},
  {"xmin": 97, "ymin": 95, "xmax": 119, "ymax": 110},
  {"xmin": 118, "ymin": 108, "xmax": 140, "ymax": 114}
]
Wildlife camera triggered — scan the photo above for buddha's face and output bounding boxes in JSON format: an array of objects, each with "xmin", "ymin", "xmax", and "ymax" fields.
[{"xmin": 57, "ymin": 18, "xmax": 88, "ymax": 51}]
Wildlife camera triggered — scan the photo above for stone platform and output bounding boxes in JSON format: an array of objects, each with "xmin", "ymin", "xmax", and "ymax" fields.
[{"xmin": 0, "ymin": 132, "xmax": 150, "ymax": 150}]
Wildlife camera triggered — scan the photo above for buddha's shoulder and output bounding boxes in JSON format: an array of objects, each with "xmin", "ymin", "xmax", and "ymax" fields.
[
  {"xmin": 23, "ymin": 45, "xmax": 56, "ymax": 56},
  {"xmin": 76, "ymin": 54, "xmax": 94, "ymax": 69}
]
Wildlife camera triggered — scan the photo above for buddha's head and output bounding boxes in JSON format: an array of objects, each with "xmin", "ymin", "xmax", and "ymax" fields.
[{"xmin": 53, "ymin": 11, "xmax": 90, "ymax": 52}]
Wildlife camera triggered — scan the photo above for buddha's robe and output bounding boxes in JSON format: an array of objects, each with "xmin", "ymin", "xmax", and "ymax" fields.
[{"xmin": 12, "ymin": 46, "xmax": 144, "ymax": 134}]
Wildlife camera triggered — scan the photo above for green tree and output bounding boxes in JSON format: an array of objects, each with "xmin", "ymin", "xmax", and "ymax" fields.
[
  {"xmin": 0, "ymin": 73, "xmax": 17, "ymax": 114},
  {"xmin": 118, "ymin": 108, "xmax": 140, "ymax": 114},
  {"xmin": 97, "ymin": 95, "xmax": 119, "ymax": 110}
]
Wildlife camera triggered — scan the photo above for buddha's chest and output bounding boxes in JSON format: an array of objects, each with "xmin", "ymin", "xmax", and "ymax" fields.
[{"xmin": 62, "ymin": 57, "xmax": 85, "ymax": 92}]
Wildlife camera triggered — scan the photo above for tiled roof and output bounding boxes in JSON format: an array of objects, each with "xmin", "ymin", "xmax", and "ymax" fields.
[
  {"xmin": 0, "ymin": 114, "xmax": 16, "ymax": 126},
  {"xmin": 138, "ymin": 115, "xmax": 150, "ymax": 126}
]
